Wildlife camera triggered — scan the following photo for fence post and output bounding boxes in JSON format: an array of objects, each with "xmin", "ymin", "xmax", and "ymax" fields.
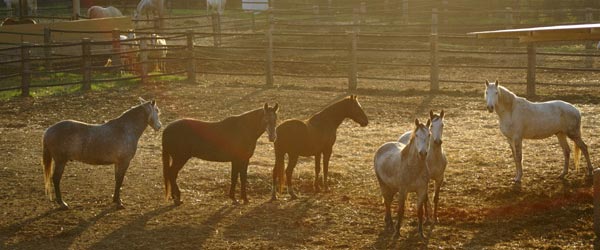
[
  {"xmin": 111, "ymin": 28, "xmax": 122, "ymax": 72},
  {"xmin": 430, "ymin": 9, "xmax": 439, "ymax": 93},
  {"xmin": 72, "ymin": 0, "xmax": 80, "ymax": 20},
  {"xmin": 348, "ymin": 10, "xmax": 359, "ymax": 91},
  {"xmin": 251, "ymin": 12, "xmax": 256, "ymax": 32},
  {"xmin": 265, "ymin": 9, "xmax": 274, "ymax": 87},
  {"xmin": 505, "ymin": 7, "xmax": 514, "ymax": 47},
  {"xmin": 211, "ymin": 11, "xmax": 222, "ymax": 47},
  {"xmin": 402, "ymin": 0, "xmax": 408, "ymax": 24},
  {"xmin": 44, "ymin": 27, "xmax": 52, "ymax": 70},
  {"xmin": 186, "ymin": 30, "xmax": 196, "ymax": 83},
  {"xmin": 594, "ymin": 169, "xmax": 600, "ymax": 249},
  {"xmin": 526, "ymin": 43, "xmax": 536, "ymax": 97},
  {"xmin": 20, "ymin": 42, "xmax": 31, "ymax": 97},
  {"xmin": 442, "ymin": 0, "xmax": 448, "ymax": 25},
  {"xmin": 81, "ymin": 38, "xmax": 92, "ymax": 91},
  {"xmin": 360, "ymin": 2, "xmax": 366, "ymax": 24},
  {"xmin": 585, "ymin": 8, "xmax": 594, "ymax": 68},
  {"xmin": 139, "ymin": 38, "xmax": 148, "ymax": 84}
]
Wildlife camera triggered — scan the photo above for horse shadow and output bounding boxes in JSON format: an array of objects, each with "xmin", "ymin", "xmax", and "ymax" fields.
[
  {"xmin": 221, "ymin": 197, "xmax": 325, "ymax": 245},
  {"xmin": 372, "ymin": 219, "xmax": 436, "ymax": 249},
  {"xmin": 88, "ymin": 204, "xmax": 197, "ymax": 249},
  {"xmin": 1, "ymin": 206, "xmax": 113, "ymax": 250}
]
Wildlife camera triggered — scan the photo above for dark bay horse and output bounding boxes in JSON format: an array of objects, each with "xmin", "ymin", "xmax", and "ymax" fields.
[
  {"xmin": 162, "ymin": 103, "xmax": 279, "ymax": 205},
  {"xmin": 271, "ymin": 95, "xmax": 368, "ymax": 200},
  {"xmin": 42, "ymin": 98, "xmax": 162, "ymax": 210}
]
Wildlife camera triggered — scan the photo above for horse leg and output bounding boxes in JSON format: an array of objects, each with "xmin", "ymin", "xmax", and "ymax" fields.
[
  {"xmin": 113, "ymin": 161, "xmax": 131, "ymax": 209},
  {"xmin": 229, "ymin": 162, "xmax": 240, "ymax": 205},
  {"xmin": 169, "ymin": 157, "xmax": 188, "ymax": 205},
  {"xmin": 323, "ymin": 148, "xmax": 332, "ymax": 192},
  {"xmin": 394, "ymin": 190, "xmax": 407, "ymax": 238},
  {"xmin": 52, "ymin": 159, "xmax": 69, "ymax": 210},
  {"xmin": 271, "ymin": 150, "xmax": 285, "ymax": 201},
  {"xmin": 417, "ymin": 187, "xmax": 427, "ymax": 239},
  {"xmin": 382, "ymin": 187, "xmax": 394, "ymax": 232},
  {"xmin": 313, "ymin": 153, "xmax": 321, "ymax": 192},
  {"xmin": 512, "ymin": 137, "xmax": 524, "ymax": 183},
  {"xmin": 556, "ymin": 133, "xmax": 571, "ymax": 179},
  {"xmin": 286, "ymin": 154, "xmax": 299, "ymax": 199},
  {"xmin": 433, "ymin": 178, "xmax": 443, "ymax": 223},
  {"xmin": 569, "ymin": 135, "xmax": 594, "ymax": 176},
  {"xmin": 238, "ymin": 160, "xmax": 250, "ymax": 204}
]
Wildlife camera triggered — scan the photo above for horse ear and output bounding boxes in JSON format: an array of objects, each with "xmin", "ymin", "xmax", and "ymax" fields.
[
  {"xmin": 139, "ymin": 97, "xmax": 146, "ymax": 104},
  {"xmin": 150, "ymin": 100, "xmax": 155, "ymax": 106},
  {"xmin": 426, "ymin": 119, "xmax": 431, "ymax": 127},
  {"xmin": 485, "ymin": 80, "xmax": 489, "ymax": 87},
  {"xmin": 440, "ymin": 109, "xmax": 445, "ymax": 118},
  {"xmin": 495, "ymin": 79, "xmax": 499, "ymax": 86},
  {"xmin": 429, "ymin": 110, "xmax": 434, "ymax": 119},
  {"xmin": 414, "ymin": 118, "xmax": 420, "ymax": 127},
  {"xmin": 263, "ymin": 102, "xmax": 268, "ymax": 110},
  {"xmin": 274, "ymin": 103, "xmax": 279, "ymax": 112}
]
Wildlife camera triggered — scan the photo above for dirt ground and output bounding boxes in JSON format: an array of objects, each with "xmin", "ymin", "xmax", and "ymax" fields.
[{"xmin": 1, "ymin": 76, "xmax": 599, "ymax": 249}]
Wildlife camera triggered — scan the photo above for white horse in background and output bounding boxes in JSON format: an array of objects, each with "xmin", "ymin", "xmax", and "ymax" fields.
[
  {"xmin": 3, "ymin": 0, "xmax": 37, "ymax": 16},
  {"xmin": 149, "ymin": 34, "xmax": 167, "ymax": 72},
  {"xmin": 374, "ymin": 118, "xmax": 430, "ymax": 238},
  {"xmin": 484, "ymin": 80, "xmax": 593, "ymax": 183},
  {"xmin": 135, "ymin": 0, "xmax": 164, "ymax": 20},
  {"xmin": 207, "ymin": 0, "xmax": 226, "ymax": 14},
  {"xmin": 87, "ymin": 6, "xmax": 123, "ymax": 19},
  {"xmin": 399, "ymin": 110, "xmax": 447, "ymax": 223}
]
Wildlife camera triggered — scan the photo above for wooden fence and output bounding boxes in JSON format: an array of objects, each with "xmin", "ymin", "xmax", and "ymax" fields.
[{"xmin": 2, "ymin": 8, "xmax": 600, "ymax": 97}]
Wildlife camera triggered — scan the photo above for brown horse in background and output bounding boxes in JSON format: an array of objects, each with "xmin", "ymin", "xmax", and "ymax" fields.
[
  {"xmin": 271, "ymin": 95, "xmax": 368, "ymax": 200},
  {"xmin": 162, "ymin": 103, "xmax": 279, "ymax": 205}
]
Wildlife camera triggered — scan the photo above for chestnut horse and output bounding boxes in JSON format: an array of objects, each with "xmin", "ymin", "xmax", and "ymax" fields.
[
  {"xmin": 271, "ymin": 95, "xmax": 368, "ymax": 200},
  {"xmin": 162, "ymin": 103, "xmax": 279, "ymax": 205}
]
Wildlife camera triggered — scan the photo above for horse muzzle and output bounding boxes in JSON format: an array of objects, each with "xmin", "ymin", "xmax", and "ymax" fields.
[
  {"xmin": 434, "ymin": 139, "xmax": 442, "ymax": 145},
  {"xmin": 267, "ymin": 132, "xmax": 277, "ymax": 142},
  {"xmin": 486, "ymin": 105, "xmax": 494, "ymax": 113},
  {"xmin": 418, "ymin": 151, "xmax": 427, "ymax": 160}
]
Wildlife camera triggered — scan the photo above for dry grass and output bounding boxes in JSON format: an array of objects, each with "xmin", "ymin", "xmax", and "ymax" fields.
[{"xmin": 0, "ymin": 78, "xmax": 598, "ymax": 249}]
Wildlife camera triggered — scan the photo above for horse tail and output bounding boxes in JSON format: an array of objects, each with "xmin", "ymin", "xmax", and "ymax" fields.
[
  {"xmin": 42, "ymin": 140, "xmax": 53, "ymax": 200},
  {"xmin": 162, "ymin": 148, "xmax": 171, "ymax": 201},
  {"xmin": 574, "ymin": 141, "xmax": 581, "ymax": 172}
]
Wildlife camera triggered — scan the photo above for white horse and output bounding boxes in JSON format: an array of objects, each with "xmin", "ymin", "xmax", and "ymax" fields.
[
  {"xmin": 374, "ymin": 118, "xmax": 430, "ymax": 238},
  {"xmin": 3, "ymin": 0, "xmax": 37, "ymax": 16},
  {"xmin": 207, "ymin": 0, "xmax": 226, "ymax": 14},
  {"xmin": 399, "ymin": 110, "xmax": 447, "ymax": 223},
  {"xmin": 149, "ymin": 34, "xmax": 167, "ymax": 72},
  {"xmin": 484, "ymin": 80, "xmax": 593, "ymax": 183},
  {"xmin": 87, "ymin": 6, "xmax": 123, "ymax": 19},
  {"xmin": 135, "ymin": 0, "xmax": 164, "ymax": 20}
]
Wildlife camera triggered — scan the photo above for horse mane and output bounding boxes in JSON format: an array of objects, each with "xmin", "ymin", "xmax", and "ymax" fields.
[
  {"xmin": 498, "ymin": 85, "xmax": 515, "ymax": 111},
  {"xmin": 402, "ymin": 123, "xmax": 427, "ymax": 158}
]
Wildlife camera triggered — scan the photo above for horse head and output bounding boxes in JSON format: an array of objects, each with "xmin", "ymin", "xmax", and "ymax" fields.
[
  {"xmin": 411, "ymin": 118, "xmax": 430, "ymax": 160},
  {"xmin": 484, "ymin": 79, "xmax": 500, "ymax": 113},
  {"xmin": 139, "ymin": 97, "xmax": 162, "ymax": 131},
  {"xmin": 347, "ymin": 95, "xmax": 368, "ymax": 127},
  {"xmin": 429, "ymin": 110, "xmax": 445, "ymax": 145},
  {"xmin": 262, "ymin": 103, "xmax": 279, "ymax": 142}
]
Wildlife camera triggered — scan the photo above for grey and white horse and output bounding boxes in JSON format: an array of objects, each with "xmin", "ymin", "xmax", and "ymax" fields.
[
  {"xmin": 484, "ymin": 80, "xmax": 593, "ymax": 183},
  {"xmin": 374, "ymin": 118, "xmax": 430, "ymax": 238},
  {"xmin": 42, "ymin": 98, "xmax": 161, "ymax": 210},
  {"xmin": 399, "ymin": 110, "xmax": 447, "ymax": 223}
]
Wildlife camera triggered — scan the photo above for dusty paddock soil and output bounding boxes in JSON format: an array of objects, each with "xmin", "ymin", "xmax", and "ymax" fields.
[{"xmin": 1, "ymin": 78, "xmax": 599, "ymax": 249}]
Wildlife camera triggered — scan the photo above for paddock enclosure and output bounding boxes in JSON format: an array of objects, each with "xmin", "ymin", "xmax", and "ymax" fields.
[{"xmin": 1, "ymin": 0, "xmax": 600, "ymax": 249}]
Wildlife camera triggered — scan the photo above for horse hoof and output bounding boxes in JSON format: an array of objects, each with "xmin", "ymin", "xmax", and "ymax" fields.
[
  {"xmin": 242, "ymin": 199, "xmax": 249, "ymax": 205},
  {"xmin": 115, "ymin": 203, "xmax": 125, "ymax": 210},
  {"xmin": 289, "ymin": 194, "xmax": 298, "ymax": 200},
  {"xmin": 174, "ymin": 200, "xmax": 183, "ymax": 206},
  {"xmin": 57, "ymin": 201, "xmax": 69, "ymax": 210},
  {"xmin": 269, "ymin": 196, "xmax": 278, "ymax": 202},
  {"xmin": 231, "ymin": 200, "xmax": 240, "ymax": 206},
  {"xmin": 557, "ymin": 173, "xmax": 567, "ymax": 179}
]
